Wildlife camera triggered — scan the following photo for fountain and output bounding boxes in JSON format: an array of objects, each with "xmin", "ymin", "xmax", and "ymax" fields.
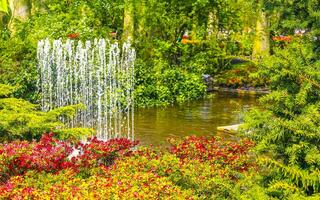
[{"xmin": 37, "ymin": 38, "xmax": 136, "ymax": 141}]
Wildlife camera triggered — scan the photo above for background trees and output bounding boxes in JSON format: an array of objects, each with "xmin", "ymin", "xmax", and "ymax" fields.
[
  {"xmin": 0, "ymin": 0, "xmax": 319, "ymax": 105},
  {"xmin": 0, "ymin": 0, "xmax": 260, "ymax": 105}
]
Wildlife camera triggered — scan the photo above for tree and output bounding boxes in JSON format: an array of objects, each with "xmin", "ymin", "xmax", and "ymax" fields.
[
  {"xmin": 252, "ymin": 2, "xmax": 270, "ymax": 59},
  {"xmin": 0, "ymin": 0, "xmax": 8, "ymax": 29},
  {"xmin": 8, "ymin": 0, "xmax": 31, "ymax": 33},
  {"xmin": 0, "ymin": 0, "xmax": 8, "ymax": 13},
  {"xmin": 243, "ymin": 40, "xmax": 320, "ymax": 198},
  {"xmin": 123, "ymin": 0, "xmax": 134, "ymax": 40}
]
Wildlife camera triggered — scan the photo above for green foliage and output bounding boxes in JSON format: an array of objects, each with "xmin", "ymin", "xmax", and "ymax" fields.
[
  {"xmin": 0, "ymin": 84, "xmax": 93, "ymax": 141},
  {"xmin": 0, "ymin": 0, "xmax": 258, "ymax": 106},
  {"xmin": 266, "ymin": 0, "xmax": 320, "ymax": 35},
  {"xmin": 131, "ymin": 0, "xmax": 258, "ymax": 105},
  {"xmin": 0, "ymin": 0, "xmax": 8, "ymax": 13},
  {"xmin": 243, "ymin": 41, "xmax": 320, "ymax": 197},
  {"xmin": 0, "ymin": 0, "xmax": 125, "ymax": 101},
  {"xmin": 0, "ymin": 84, "xmax": 16, "ymax": 97},
  {"xmin": 1, "ymin": 0, "xmax": 318, "ymax": 106},
  {"xmin": 135, "ymin": 62, "xmax": 206, "ymax": 106},
  {"xmin": 54, "ymin": 128, "xmax": 94, "ymax": 141},
  {"xmin": 214, "ymin": 61, "xmax": 268, "ymax": 88},
  {"xmin": 0, "ymin": 37, "xmax": 38, "ymax": 100}
]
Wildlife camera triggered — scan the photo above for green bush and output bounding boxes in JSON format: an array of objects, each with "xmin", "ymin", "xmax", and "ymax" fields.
[
  {"xmin": 135, "ymin": 65, "xmax": 206, "ymax": 106},
  {"xmin": 243, "ymin": 41, "xmax": 320, "ymax": 198},
  {"xmin": 0, "ymin": 84, "xmax": 93, "ymax": 141}
]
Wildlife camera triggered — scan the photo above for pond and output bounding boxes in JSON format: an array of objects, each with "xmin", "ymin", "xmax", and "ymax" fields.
[{"xmin": 134, "ymin": 91, "xmax": 260, "ymax": 146}]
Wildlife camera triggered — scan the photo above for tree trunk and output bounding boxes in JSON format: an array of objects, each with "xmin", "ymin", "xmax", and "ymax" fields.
[
  {"xmin": 137, "ymin": 0, "xmax": 145, "ymax": 35},
  {"xmin": 8, "ymin": 0, "xmax": 30, "ymax": 33},
  {"xmin": 123, "ymin": 0, "xmax": 134, "ymax": 41},
  {"xmin": 30, "ymin": 0, "xmax": 46, "ymax": 15},
  {"xmin": 207, "ymin": 10, "xmax": 218, "ymax": 39},
  {"xmin": 252, "ymin": 9, "xmax": 269, "ymax": 59},
  {"xmin": 191, "ymin": 15, "xmax": 198, "ymax": 41},
  {"xmin": 0, "ymin": 12, "xmax": 5, "ymax": 28},
  {"xmin": 9, "ymin": 0, "xmax": 30, "ymax": 20}
]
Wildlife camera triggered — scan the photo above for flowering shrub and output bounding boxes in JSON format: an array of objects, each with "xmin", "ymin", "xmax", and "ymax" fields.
[
  {"xmin": 169, "ymin": 136, "xmax": 255, "ymax": 172},
  {"xmin": 114, "ymin": 150, "xmax": 229, "ymax": 198},
  {"xmin": 0, "ymin": 153, "xmax": 247, "ymax": 200},
  {"xmin": 67, "ymin": 33, "xmax": 80, "ymax": 39},
  {"xmin": 72, "ymin": 137, "xmax": 138, "ymax": 169},
  {"xmin": 0, "ymin": 133, "xmax": 73, "ymax": 175},
  {"xmin": 0, "ymin": 135, "xmax": 257, "ymax": 199},
  {"xmin": 0, "ymin": 133, "xmax": 138, "ymax": 176},
  {"xmin": 272, "ymin": 35, "xmax": 292, "ymax": 42},
  {"xmin": 0, "ymin": 167, "xmax": 195, "ymax": 199}
]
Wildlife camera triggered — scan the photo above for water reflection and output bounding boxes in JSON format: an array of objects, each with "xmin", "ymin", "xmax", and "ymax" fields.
[{"xmin": 135, "ymin": 92, "xmax": 260, "ymax": 146}]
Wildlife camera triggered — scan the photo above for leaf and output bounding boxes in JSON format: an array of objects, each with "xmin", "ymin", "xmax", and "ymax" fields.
[
  {"xmin": 0, "ymin": 0, "xmax": 8, "ymax": 13},
  {"xmin": 0, "ymin": 84, "xmax": 17, "ymax": 97}
]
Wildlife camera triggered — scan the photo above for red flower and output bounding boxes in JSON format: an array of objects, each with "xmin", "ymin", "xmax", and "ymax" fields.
[
  {"xmin": 168, "ymin": 136, "xmax": 255, "ymax": 173},
  {"xmin": 0, "ymin": 133, "xmax": 138, "ymax": 176},
  {"xmin": 272, "ymin": 35, "xmax": 292, "ymax": 42},
  {"xmin": 67, "ymin": 33, "xmax": 80, "ymax": 39}
]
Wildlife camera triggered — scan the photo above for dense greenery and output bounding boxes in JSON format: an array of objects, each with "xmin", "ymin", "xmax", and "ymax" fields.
[
  {"xmin": 0, "ymin": 0, "xmax": 259, "ymax": 105},
  {"xmin": 243, "ymin": 40, "xmax": 320, "ymax": 198},
  {"xmin": 0, "ymin": 0, "xmax": 320, "ymax": 199},
  {"xmin": 0, "ymin": 84, "xmax": 93, "ymax": 141},
  {"xmin": 1, "ymin": 0, "xmax": 317, "ymax": 104}
]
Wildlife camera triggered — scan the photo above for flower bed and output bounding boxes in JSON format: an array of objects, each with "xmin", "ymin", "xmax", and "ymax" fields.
[
  {"xmin": 0, "ymin": 133, "xmax": 138, "ymax": 175},
  {"xmin": 0, "ymin": 134, "xmax": 256, "ymax": 199}
]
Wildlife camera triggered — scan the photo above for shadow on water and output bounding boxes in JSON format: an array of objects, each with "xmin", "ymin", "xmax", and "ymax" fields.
[{"xmin": 134, "ymin": 91, "xmax": 260, "ymax": 146}]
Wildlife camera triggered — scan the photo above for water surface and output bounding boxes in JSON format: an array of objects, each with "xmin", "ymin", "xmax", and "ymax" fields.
[{"xmin": 134, "ymin": 92, "xmax": 259, "ymax": 146}]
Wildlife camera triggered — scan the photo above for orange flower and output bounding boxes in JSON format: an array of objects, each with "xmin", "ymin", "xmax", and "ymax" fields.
[
  {"xmin": 67, "ymin": 33, "xmax": 80, "ymax": 39},
  {"xmin": 272, "ymin": 35, "xmax": 292, "ymax": 42}
]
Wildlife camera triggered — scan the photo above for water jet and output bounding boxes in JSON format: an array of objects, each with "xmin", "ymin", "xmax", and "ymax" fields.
[{"xmin": 37, "ymin": 38, "xmax": 136, "ymax": 141}]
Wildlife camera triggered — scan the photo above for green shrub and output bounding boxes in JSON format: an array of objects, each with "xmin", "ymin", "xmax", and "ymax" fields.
[
  {"xmin": 243, "ymin": 41, "xmax": 320, "ymax": 198},
  {"xmin": 135, "ymin": 65, "xmax": 206, "ymax": 106},
  {"xmin": 0, "ymin": 84, "xmax": 93, "ymax": 141}
]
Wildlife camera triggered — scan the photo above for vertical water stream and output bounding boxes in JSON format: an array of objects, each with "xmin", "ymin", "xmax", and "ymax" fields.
[{"xmin": 37, "ymin": 38, "xmax": 136, "ymax": 141}]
